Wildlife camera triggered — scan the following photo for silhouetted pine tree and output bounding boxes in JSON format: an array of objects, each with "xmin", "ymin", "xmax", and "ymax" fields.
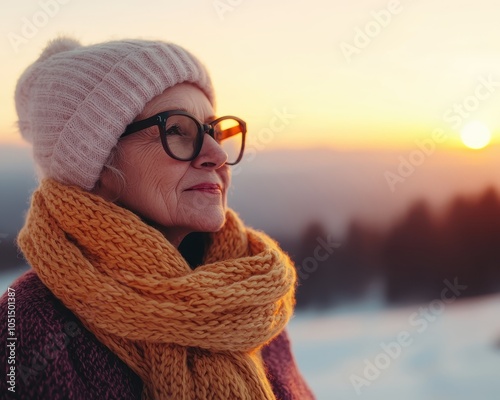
[
  {"xmin": 441, "ymin": 187, "xmax": 500, "ymax": 296},
  {"xmin": 334, "ymin": 220, "xmax": 383, "ymax": 299},
  {"xmin": 381, "ymin": 200, "xmax": 443, "ymax": 303},
  {"xmin": 294, "ymin": 221, "xmax": 340, "ymax": 308}
]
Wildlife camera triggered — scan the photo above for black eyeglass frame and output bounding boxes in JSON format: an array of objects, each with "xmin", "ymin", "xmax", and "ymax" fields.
[{"xmin": 121, "ymin": 110, "xmax": 247, "ymax": 165}]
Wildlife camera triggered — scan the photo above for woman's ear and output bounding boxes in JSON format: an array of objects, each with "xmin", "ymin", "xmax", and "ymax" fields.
[{"xmin": 91, "ymin": 147, "xmax": 126, "ymax": 202}]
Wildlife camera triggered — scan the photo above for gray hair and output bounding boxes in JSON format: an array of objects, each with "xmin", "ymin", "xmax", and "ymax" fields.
[{"xmin": 92, "ymin": 144, "xmax": 126, "ymax": 202}]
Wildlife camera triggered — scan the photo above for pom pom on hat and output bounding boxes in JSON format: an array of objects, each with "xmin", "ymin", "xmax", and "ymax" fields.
[
  {"xmin": 38, "ymin": 37, "xmax": 82, "ymax": 61},
  {"xmin": 15, "ymin": 36, "xmax": 215, "ymax": 190}
]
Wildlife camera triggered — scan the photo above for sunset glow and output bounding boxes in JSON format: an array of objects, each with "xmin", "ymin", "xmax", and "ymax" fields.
[
  {"xmin": 1, "ymin": 1, "xmax": 500, "ymax": 154},
  {"xmin": 1, "ymin": 6, "xmax": 500, "ymax": 399},
  {"xmin": 460, "ymin": 121, "xmax": 492, "ymax": 150}
]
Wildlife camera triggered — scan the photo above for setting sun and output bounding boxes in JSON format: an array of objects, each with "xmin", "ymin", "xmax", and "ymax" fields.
[{"xmin": 460, "ymin": 121, "xmax": 492, "ymax": 150}]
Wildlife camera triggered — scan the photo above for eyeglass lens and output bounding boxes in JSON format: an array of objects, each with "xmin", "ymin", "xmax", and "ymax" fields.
[
  {"xmin": 165, "ymin": 115, "xmax": 243, "ymax": 163},
  {"xmin": 165, "ymin": 115, "xmax": 200, "ymax": 160},
  {"xmin": 213, "ymin": 118, "xmax": 243, "ymax": 164}
]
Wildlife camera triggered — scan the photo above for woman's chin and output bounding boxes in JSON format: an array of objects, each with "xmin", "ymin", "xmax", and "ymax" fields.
[{"xmin": 195, "ymin": 209, "xmax": 227, "ymax": 232}]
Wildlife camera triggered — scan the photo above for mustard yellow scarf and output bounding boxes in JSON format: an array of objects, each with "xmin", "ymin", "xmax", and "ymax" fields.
[{"xmin": 18, "ymin": 179, "xmax": 297, "ymax": 399}]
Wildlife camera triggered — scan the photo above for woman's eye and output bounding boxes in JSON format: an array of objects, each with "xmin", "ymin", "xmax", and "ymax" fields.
[{"xmin": 166, "ymin": 124, "xmax": 185, "ymax": 136}]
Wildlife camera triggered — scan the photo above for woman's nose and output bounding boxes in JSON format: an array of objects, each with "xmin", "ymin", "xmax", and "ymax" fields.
[{"xmin": 192, "ymin": 133, "xmax": 228, "ymax": 169}]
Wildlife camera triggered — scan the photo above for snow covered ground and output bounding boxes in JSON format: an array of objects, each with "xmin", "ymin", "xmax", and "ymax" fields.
[
  {"xmin": 2, "ymin": 269, "xmax": 499, "ymax": 399},
  {"xmin": 0, "ymin": 267, "xmax": 31, "ymax": 295},
  {"xmin": 288, "ymin": 295, "xmax": 500, "ymax": 400}
]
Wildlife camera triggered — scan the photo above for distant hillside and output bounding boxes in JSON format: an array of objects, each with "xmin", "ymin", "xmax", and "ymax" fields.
[{"xmin": 1, "ymin": 144, "xmax": 499, "ymax": 239}]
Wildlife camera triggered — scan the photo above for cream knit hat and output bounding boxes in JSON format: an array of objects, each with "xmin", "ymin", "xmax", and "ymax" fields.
[{"xmin": 15, "ymin": 37, "xmax": 214, "ymax": 190}]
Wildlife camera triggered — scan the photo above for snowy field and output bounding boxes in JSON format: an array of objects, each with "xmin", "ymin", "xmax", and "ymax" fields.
[
  {"xmin": 287, "ymin": 294, "xmax": 500, "ymax": 400},
  {"xmin": 2, "ymin": 269, "xmax": 499, "ymax": 400}
]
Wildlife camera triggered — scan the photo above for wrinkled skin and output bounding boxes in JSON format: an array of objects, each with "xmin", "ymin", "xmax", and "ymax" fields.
[{"xmin": 95, "ymin": 83, "xmax": 230, "ymax": 247}]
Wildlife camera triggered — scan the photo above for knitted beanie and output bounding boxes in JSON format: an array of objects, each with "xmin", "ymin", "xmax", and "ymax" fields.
[{"xmin": 15, "ymin": 37, "xmax": 215, "ymax": 190}]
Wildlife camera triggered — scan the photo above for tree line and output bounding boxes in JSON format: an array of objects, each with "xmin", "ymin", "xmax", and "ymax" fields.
[
  {"xmin": 2, "ymin": 187, "xmax": 499, "ymax": 309},
  {"xmin": 284, "ymin": 187, "xmax": 500, "ymax": 308}
]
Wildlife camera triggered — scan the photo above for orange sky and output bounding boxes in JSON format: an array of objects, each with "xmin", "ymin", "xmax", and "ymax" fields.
[{"xmin": 2, "ymin": 0, "xmax": 500, "ymax": 152}]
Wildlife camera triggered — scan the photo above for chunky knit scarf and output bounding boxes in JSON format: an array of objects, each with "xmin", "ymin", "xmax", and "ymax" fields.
[{"xmin": 17, "ymin": 179, "xmax": 297, "ymax": 400}]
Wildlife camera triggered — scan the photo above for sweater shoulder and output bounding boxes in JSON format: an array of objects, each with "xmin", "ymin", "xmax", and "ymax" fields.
[
  {"xmin": 0, "ymin": 270, "xmax": 142, "ymax": 399},
  {"xmin": 262, "ymin": 329, "xmax": 316, "ymax": 400}
]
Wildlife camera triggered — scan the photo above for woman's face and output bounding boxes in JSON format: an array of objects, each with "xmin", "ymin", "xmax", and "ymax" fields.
[{"xmin": 98, "ymin": 83, "xmax": 230, "ymax": 247}]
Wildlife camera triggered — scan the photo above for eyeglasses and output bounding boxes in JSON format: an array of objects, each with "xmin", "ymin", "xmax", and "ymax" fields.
[{"xmin": 121, "ymin": 110, "xmax": 247, "ymax": 165}]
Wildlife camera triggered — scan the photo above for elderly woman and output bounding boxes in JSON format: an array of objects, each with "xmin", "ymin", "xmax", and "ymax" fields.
[{"xmin": 0, "ymin": 38, "xmax": 314, "ymax": 399}]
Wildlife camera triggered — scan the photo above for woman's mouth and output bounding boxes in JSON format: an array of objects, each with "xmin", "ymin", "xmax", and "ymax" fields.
[{"xmin": 185, "ymin": 183, "xmax": 222, "ymax": 194}]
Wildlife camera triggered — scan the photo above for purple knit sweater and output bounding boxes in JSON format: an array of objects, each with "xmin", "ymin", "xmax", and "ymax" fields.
[{"xmin": 1, "ymin": 271, "xmax": 315, "ymax": 400}]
